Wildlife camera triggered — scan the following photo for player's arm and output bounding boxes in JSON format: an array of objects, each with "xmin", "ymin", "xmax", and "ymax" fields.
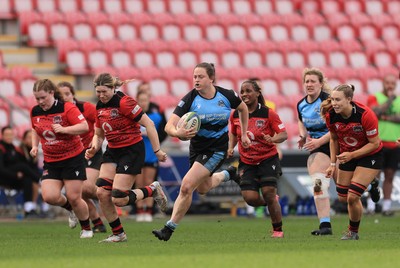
[
  {"xmin": 165, "ymin": 113, "xmax": 195, "ymax": 140},
  {"xmin": 30, "ymin": 128, "xmax": 40, "ymax": 158},
  {"xmin": 85, "ymin": 127, "xmax": 104, "ymax": 159},
  {"xmin": 297, "ymin": 120, "xmax": 308, "ymax": 148},
  {"xmin": 236, "ymin": 102, "xmax": 250, "ymax": 148}
]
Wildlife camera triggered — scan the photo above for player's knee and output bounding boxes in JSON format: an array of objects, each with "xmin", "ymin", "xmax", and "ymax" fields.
[
  {"xmin": 111, "ymin": 189, "xmax": 129, "ymax": 206},
  {"xmin": 96, "ymin": 178, "xmax": 112, "ymax": 190},
  {"xmin": 348, "ymin": 182, "xmax": 366, "ymax": 205},
  {"xmin": 312, "ymin": 174, "xmax": 330, "ymax": 199},
  {"xmin": 336, "ymin": 184, "xmax": 348, "ymax": 203}
]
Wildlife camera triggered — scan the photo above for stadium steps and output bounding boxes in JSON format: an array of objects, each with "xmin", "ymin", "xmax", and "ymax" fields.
[
  {"xmin": 7, "ymin": 62, "xmax": 57, "ymax": 74},
  {"xmin": 36, "ymin": 74, "xmax": 76, "ymax": 86},
  {"xmin": 75, "ymin": 89, "xmax": 95, "ymax": 102}
]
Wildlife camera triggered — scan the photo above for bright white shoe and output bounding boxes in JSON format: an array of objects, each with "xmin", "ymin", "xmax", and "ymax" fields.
[
  {"xmin": 99, "ymin": 232, "xmax": 127, "ymax": 243},
  {"xmin": 136, "ymin": 213, "xmax": 145, "ymax": 222},
  {"xmin": 143, "ymin": 213, "xmax": 153, "ymax": 222},
  {"xmin": 68, "ymin": 211, "xmax": 78, "ymax": 229},
  {"xmin": 151, "ymin": 181, "xmax": 168, "ymax": 212},
  {"xmin": 80, "ymin": 230, "xmax": 94, "ymax": 239}
]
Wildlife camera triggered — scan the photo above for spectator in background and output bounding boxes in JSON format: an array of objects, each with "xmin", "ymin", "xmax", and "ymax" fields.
[
  {"xmin": 134, "ymin": 90, "xmax": 164, "ymax": 222},
  {"xmin": 57, "ymin": 81, "xmax": 107, "ymax": 232},
  {"xmin": 227, "ymin": 80, "xmax": 287, "ymax": 238},
  {"xmin": 85, "ymin": 73, "xmax": 168, "ymax": 243},
  {"xmin": 136, "ymin": 82, "xmax": 168, "ymax": 144},
  {"xmin": 31, "ymin": 79, "xmax": 92, "ymax": 238},
  {"xmin": 323, "ymin": 84, "xmax": 383, "ymax": 240},
  {"xmin": 0, "ymin": 126, "xmax": 40, "ymax": 218},
  {"xmin": 19, "ymin": 129, "xmax": 51, "ymax": 217},
  {"xmin": 367, "ymin": 74, "xmax": 399, "ymax": 216}
]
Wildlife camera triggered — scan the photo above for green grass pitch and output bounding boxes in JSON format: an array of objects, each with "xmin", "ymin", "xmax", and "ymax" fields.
[{"xmin": 0, "ymin": 214, "xmax": 399, "ymax": 268}]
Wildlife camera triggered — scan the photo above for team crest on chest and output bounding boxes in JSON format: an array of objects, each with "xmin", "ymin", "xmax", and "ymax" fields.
[
  {"xmin": 53, "ymin": 115, "xmax": 62, "ymax": 124},
  {"xmin": 218, "ymin": 100, "xmax": 225, "ymax": 107},
  {"xmin": 110, "ymin": 109, "xmax": 119, "ymax": 119},
  {"xmin": 255, "ymin": 120, "xmax": 265, "ymax": 128}
]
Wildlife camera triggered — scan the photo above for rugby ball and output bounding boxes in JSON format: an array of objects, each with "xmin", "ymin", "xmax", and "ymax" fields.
[{"xmin": 176, "ymin": 112, "xmax": 201, "ymax": 131}]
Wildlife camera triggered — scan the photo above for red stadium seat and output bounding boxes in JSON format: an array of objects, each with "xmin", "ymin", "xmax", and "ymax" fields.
[
  {"xmin": 0, "ymin": 76, "xmax": 18, "ymax": 97},
  {"xmin": 65, "ymin": 48, "xmax": 88, "ymax": 75},
  {"xmin": 387, "ymin": 0, "xmax": 400, "ymax": 16},
  {"xmin": 65, "ymin": 11, "xmax": 93, "ymax": 40},
  {"xmin": 265, "ymin": 48, "xmax": 285, "ymax": 68},
  {"xmin": 58, "ymin": 0, "xmax": 81, "ymax": 13},
  {"xmin": 0, "ymin": 98, "xmax": 10, "ymax": 126},
  {"xmin": 125, "ymin": 0, "xmax": 146, "ymax": 13},
  {"xmin": 240, "ymin": 14, "xmax": 267, "ymax": 41},
  {"xmin": 188, "ymin": 0, "xmax": 211, "ymax": 14},
  {"xmin": 81, "ymin": 0, "xmax": 103, "ymax": 13},
  {"xmin": 371, "ymin": 50, "xmax": 395, "ymax": 68},
  {"xmin": 168, "ymin": 40, "xmax": 198, "ymax": 68},
  {"xmin": 0, "ymin": 0, "xmax": 15, "ymax": 19},
  {"xmin": 275, "ymin": 0, "xmax": 295, "ymax": 15},
  {"xmin": 27, "ymin": 17, "xmax": 51, "ymax": 47},
  {"xmin": 56, "ymin": 39, "xmax": 79, "ymax": 63},
  {"xmin": 19, "ymin": 76, "xmax": 37, "ymax": 98},
  {"xmin": 103, "ymin": 0, "xmax": 125, "ymax": 13},
  {"xmin": 365, "ymin": 0, "xmax": 386, "ymax": 15},
  {"xmin": 106, "ymin": 40, "xmax": 133, "ymax": 69},
  {"xmin": 132, "ymin": 47, "xmax": 155, "ymax": 68},
  {"xmin": 254, "ymin": 0, "xmax": 274, "ymax": 15},
  {"xmin": 210, "ymin": 0, "xmax": 232, "ymax": 14},
  {"xmin": 169, "ymin": 0, "xmax": 190, "ymax": 14},
  {"xmin": 46, "ymin": 12, "xmax": 70, "ymax": 44},
  {"xmin": 177, "ymin": 14, "xmax": 203, "ymax": 41},
  {"xmin": 223, "ymin": 17, "xmax": 247, "ymax": 41},
  {"xmin": 231, "ymin": 0, "xmax": 254, "ymax": 14},
  {"xmin": 36, "ymin": 0, "xmax": 57, "ymax": 12},
  {"xmin": 110, "ymin": 13, "xmax": 138, "ymax": 41},
  {"xmin": 343, "ymin": 0, "xmax": 365, "ymax": 15},
  {"xmin": 321, "ymin": 0, "xmax": 343, "ymax": 15},
  {"xmin": 296, "ymin": 0, "xmax": 321, "ymax": 13},
  {"xmin": 147, "ymin": 0, "xmax": 168, "ymax": 14},
  {"xmin": 14, "ymin": 0, "xmax": 36, "ymax": 14},
  {"xmin": 87, "ymin": 12, "xmax": 116, "ymax": 41}
]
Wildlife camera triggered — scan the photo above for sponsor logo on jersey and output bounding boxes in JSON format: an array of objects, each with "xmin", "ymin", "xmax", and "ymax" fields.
[
  {"xmin": 218, "ymin": 100, "xmax": 225, "ymax": 107},
  {"xmin": 371, "ymin": 160, "xmax": 376, "ymax": 166},
  {"xmin": 353, "ymin": 125, "xmax": 363, "ymax": 132},
  {"xmin": 78, "ymin": 114, "xmax": 84, "ymax": 120},
  {"xmin": 124, "ymin": 165, "xmax": 129, "ymax": 171},
  {"xmin": 75, "ymin": 171, "xmax": 80, "ymax": 176},
  {"xmin": 178, "ymin": 100, "xmax": 185, "ymax": 107},
  {"xmin": 278, "ymin": 123, "xmax": 285, "ymax": 129}
]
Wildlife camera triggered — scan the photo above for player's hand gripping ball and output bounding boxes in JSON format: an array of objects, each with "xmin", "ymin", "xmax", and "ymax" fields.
[{"xmin": 176, "ymin": 112, "xmax": 201, "ymax": 140}]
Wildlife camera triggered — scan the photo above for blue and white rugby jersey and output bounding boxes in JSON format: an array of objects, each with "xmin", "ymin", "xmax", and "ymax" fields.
[
  {"xmin": 297, "ymin": 91, "xmax": 329, "ymax": 139},
  {"xmin": 174, "ymin": 86, "xmax": 242, "ymax": 153}
]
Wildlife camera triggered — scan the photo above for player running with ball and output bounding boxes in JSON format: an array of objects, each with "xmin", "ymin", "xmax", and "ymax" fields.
[{"xmin": 152, "ymin": 62, "xmax": 250, "ymax": 241}]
